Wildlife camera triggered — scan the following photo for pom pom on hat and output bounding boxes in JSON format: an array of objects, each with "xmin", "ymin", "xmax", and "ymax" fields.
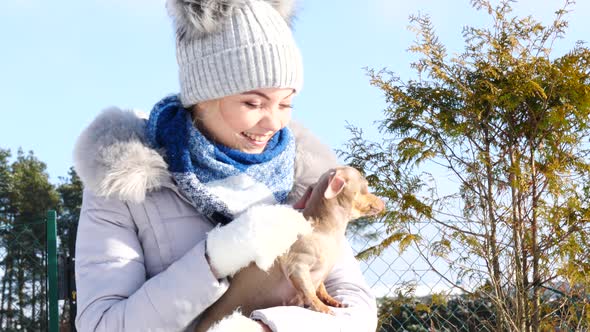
[{"xmin": 167, "ymin": 0, "xmax": 297, "ymax": 39}]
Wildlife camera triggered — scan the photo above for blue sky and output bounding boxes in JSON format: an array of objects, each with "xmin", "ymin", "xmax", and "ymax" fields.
[{"xmin": 1, "ymin": 0, "xmax": 589, "ymax": 183}]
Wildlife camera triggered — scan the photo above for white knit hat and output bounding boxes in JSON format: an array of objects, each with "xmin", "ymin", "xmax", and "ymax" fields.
[{"xmin": 167, "ymin": 0, "xmax": 304, "ymax": 107}]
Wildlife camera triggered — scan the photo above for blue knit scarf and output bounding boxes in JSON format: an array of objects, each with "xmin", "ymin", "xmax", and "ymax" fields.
[{"xmin": 146, "ymin": 95, "xmax": 295, "ymax": 225}]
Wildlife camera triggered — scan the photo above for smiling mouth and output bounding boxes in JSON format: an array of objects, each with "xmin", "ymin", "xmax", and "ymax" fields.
[{"xmin": 241, "ymin": 132, "xmax": 272, "ymax": 146}]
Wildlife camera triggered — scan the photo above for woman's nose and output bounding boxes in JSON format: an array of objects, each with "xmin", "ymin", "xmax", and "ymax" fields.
[{"xmin": 259, "ymin": 107, "xmax": 284, "ymax": 131}]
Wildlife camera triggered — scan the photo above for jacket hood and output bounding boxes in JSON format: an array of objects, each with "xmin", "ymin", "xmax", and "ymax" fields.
[{"xmin": 73, "ymin": 107, "xmax": 337, "ymax": 204}]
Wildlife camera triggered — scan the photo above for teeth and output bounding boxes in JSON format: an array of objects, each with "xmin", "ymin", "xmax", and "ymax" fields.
[{"xmin": 243, "ymin": 132, "xmax": 270, "ymax": 142}]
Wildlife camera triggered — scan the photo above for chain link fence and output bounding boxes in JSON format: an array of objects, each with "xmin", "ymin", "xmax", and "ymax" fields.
[
  {"xmin": 351, "ymin": 220, "xmax": 494, "ymax": 332},
  {"xmin": 351, "ymin": 218, "xmax": 589, "ymax": 332}
]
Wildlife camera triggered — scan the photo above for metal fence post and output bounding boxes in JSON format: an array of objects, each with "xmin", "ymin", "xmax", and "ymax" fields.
[{"xmin": 47, "ymin": 210, "xmax": 59, "ymax": 332}]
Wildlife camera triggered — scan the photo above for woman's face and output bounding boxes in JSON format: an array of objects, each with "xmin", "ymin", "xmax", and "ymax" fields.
[{"xmin": 194, "ymin": 87, "xmax": 295, "ymax": 154}]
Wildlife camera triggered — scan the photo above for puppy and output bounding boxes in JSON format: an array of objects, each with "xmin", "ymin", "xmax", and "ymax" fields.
[{"xmin": 195, "ymin": 166, "xmax": 384, "ymax": 332}]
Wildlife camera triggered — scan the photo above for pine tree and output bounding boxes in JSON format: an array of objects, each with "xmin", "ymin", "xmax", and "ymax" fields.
[
  {"xmin": 0, "ymin": 149, "xmax": 59, "ymax": 331},
  {"xmin": 56, "ymin": 167, "xmax": 83, "ymax": 329}
]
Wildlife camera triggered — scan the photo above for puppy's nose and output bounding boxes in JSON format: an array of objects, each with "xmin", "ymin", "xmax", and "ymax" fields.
[{"xmin": 371, "ymin": 197, "xmax": 385, "ymax": 214}]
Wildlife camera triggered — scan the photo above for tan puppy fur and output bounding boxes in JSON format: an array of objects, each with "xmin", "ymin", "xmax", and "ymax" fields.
[{"xmin": 195, "ymin": 166, "xmax": 384, "ymax": 332}]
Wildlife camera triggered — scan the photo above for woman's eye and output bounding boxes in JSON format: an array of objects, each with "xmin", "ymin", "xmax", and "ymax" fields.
[
  {"xmin": 279, "ymin": 104, "xmax": 293, "ymax": 109},
  {"xmin": 244, "ymin": 102, "xmax": 261, "ymax": 108}
]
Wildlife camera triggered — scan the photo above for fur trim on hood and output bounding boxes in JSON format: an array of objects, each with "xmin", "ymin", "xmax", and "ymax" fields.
[{"xmin": 73, "ymin": 107, "xmax": 337, "ymax": 204}]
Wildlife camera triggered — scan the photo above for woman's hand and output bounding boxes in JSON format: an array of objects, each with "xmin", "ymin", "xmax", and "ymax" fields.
[{"xmin": 206, "ymin": 205, "xmax": 312, "ymax": 278}]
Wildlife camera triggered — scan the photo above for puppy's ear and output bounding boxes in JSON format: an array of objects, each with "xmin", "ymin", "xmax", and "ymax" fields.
[
  {"xmin": 324, "ymin": 171, "xmax": 346, "ymax": 199},
  {"xmin": 293, "ymin": 185, "xmax": 313, "ymax": 209}
]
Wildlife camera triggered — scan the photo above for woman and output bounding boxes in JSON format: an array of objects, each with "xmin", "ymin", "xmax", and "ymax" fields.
[{"xmin": 73, "ymin": 0, "xmax": 377, "ymax": 331}]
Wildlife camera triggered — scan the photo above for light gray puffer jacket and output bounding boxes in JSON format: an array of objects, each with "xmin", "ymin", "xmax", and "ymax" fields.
[{"xmin": 73, "ymin": 108, "xmax": 378, "ymax": 332}]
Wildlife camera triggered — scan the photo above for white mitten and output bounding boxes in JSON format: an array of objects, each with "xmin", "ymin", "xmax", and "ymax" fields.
[
  {"xmin": 206, "ymin": 311, "xmax": 264, "ymax": 332},
  {"xmin": 206, "ymin": 204, "xmax": 312, "ymax": 278}
]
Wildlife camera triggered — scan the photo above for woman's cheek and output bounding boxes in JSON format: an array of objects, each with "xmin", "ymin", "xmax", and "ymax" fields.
[
  {"xmin": 279, "ymin": 109, "xmax": 292, "ymax": 127},
  {"xmin": 220, "ymin": 109, "xmax": 259, "ymax": 131}
]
